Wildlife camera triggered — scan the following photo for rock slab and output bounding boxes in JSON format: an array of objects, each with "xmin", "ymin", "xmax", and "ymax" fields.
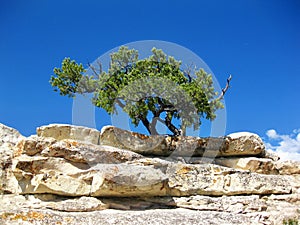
[{"xmin": 0, "ymin": 123, "xmax": 299, "ymax": 224}]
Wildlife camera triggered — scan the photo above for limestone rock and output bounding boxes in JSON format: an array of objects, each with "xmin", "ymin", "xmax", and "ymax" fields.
[
  {"xmin": 215, "ymin": 157, "xmax": 279, "ymax": 174},
  {"xmin": 1, "ymin": 123, "xmax": 300, "ymax": 225},
  {"xmin": 275, "ymin": 160, "xmax": 300, "ymax": 175},
  {"xmin": 166, "ymin": 163, "xmax": 291, "ymax": 196},
  {"xmin": 9, "ymin": 137, "xmax": 292, "ymax": 198},
  {"xmin": 0, "ymin": 208, "xmax": 271, "ymax": 225},
  {"xmin": 100, "ymin": 126, "xmax": 167, "ymax": 155},
  {"xmin": 0, "ymin": 123, "xmax": 24, "ymax": 147},
  {"xmin": 12, "ymin": 154, "xmax": 168, "ymax": 197},
  {"xmin": 172, "ymin": 195, "xmax": 268, "ymax": 213},
  {"xmin": 100, "ymin": 126, "xmax": 265, "ymax": 157},
  {"xmin": 225, "ymin": 132, "xmax": 265, "ymax": 156},
  {"xmin": 37, "ymin": 124, "xmax": 100, "ymax": 145},
  {"xmin": 0, "ymin": 124, "xmax": 24, "ymax": 194},
  {"xmin": 45, "ymin": 196, "xmax": 109, "ymax": 212},
  {"xmin": 89, "ymin": 164, "xmax": 169, "ymax": 197},
  {"xmin": 0, "ymin": 143, "xmax": 15, "ymax": 193},
  {"xmin": 40, "ymin": 139, "xmax": 143, "ymax": 164},
  {"xmin": 17, "ymin": 135, "xmax": 57, "ymax": 156}
]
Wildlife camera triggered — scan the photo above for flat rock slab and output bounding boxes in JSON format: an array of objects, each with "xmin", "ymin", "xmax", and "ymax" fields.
[
  {"xmin": 100, "ymin": 126, "xmax": 266, "ymax": 157},
  {"xmin": 0, "ymin": 208, "xmax": 270, "ymax": 225},
  {"xmin": 12, "ymin": 152, "xmax": 292, "ymax": 197}
]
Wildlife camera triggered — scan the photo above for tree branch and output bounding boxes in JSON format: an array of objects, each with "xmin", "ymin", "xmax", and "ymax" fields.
[
  {"xmin": 87, "ymin": 62, "xmax": 99, "ymax": 78},
  {"xmin": 165, "ymin": 112, "xmax": 181, "ymax": 136},
  {"xmin": 138, "ymin": 115, "xmax": 154, "ymax": 135},
  {"xmin": 215, "ymin": 75, "xmax": 232, "ymax": 101}
]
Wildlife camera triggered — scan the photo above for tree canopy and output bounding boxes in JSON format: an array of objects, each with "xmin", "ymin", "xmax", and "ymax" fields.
[{"xmin": 50, "ymin": 46, "xmax": 231, "ymax": 136}]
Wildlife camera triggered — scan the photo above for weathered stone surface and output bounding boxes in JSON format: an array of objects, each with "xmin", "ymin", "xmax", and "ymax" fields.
[
  {"xmin": 172, "ymin": 195, "xmax": 268, "ymax": 213},
  {"xmin": 1, "ymin": 193, "xmax": 299, "ymax": 224},
  {"xmin": 40, "ymin": 139, "xmax": 143, "ymax": 164},
  {"xmin": 100, "ymin": 125, "xmax": 167, "ymax": 155},
  {"xmin": 100, "ymin": 126, "xmax": 265, "ymax": 157},
  {"xmin": 45, "ymin": 196, "xmax": 109, "ymax": 212},
  {"xmin": 215, "ymin": 157, "xmax": 300, "ymax": 175},
  {"xmin": 37, "ymin": 124, "xmax": 100, "ymax": 145},
  {"xmin": 275, "ymin": 160, "xmax": 300, "ymax": 175},
  {"xmin": 11, "ymin": 147, "xmax": 292, "ymax": 197},
  {"xmin": 0, "ymin": 194, "xmax": 108, "ymax": 212},
  {"xmin": 17, "ymin": 135, "xmax": 56, "ymax": 156},
  {"xmin": 166, "ymin": 163, "xmax": 291, "ymax": 196},
  {"xmin": 0, "ymin": 124, "xmax": 24, "ymax": 194},
  {"xmin": 225, "ymin": 132, "xmax": 265, "ymax": 156},
  {"xmin": 0, "ymin": 144, "xmax": 16, "ymax": 194},
  {"xmin": 0, "ymin": 123, "xmax": 24, "ymax": 147},
  {"xmin": 1, "ymin": 123, "xmax": 300, "ymax": 225},
  {"xmin": 12, "ymin": 155, "xmax": 168, "ymax": 197},
  {"xmin": 0, "ymin": 208, "xmax": 272, "ymax": 225},
  {"xmin": 215, "ymin": 157, "xmax": 279, "ymax": 174}
]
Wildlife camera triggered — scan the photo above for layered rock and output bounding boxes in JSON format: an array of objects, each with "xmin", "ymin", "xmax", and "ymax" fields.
[
  {"xmin": 100, "ymin": 126, "xmax": 266, "ymax": 157},
  {"xmin": 0, "ymin": 123, "xmax": 299, "ymax": 225}
]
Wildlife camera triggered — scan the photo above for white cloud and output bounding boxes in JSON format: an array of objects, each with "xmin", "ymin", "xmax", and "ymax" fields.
[
  {"xmin": 266, "ymin": 129, "xmax": 278, "ymax": 139},
  {"xmin": 265, "ymin": 129, "xmax": 300, "ymax": 161}
]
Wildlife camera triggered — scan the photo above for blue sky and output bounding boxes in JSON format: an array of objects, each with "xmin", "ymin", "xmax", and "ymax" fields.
[{"xmin": 1, "ymin": 1, "xmax": 299, "ymax": 159}]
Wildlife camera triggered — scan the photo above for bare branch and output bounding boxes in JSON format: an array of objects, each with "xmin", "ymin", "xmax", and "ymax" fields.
[
  {"xmin": 87, "ymin": 62, "xmax": 100, "ymax": 78},
  {"xmin": 183, "ymin": 63, "xmax": 196, "ymax": 83},
  {"xmin": 97, "ymin": 60, "xmax": 103, "ymax": 74},
  {"xmin": 115, "ymin": 99, "xmax": 125, "ymax": 108},
  {"xmin": 215, "ymin": 75, "xmax": 232, "ymax": 101}
]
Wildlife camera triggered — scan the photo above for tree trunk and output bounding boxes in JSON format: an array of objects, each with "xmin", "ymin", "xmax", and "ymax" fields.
[{"xmin": 165, "ymin": 113, "xmax": 181, "ymax": 136}]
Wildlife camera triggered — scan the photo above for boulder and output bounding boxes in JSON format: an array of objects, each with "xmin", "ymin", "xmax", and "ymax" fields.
[
  {"xmin": 37, "ymin": 124, "xmax": 100, "ymax": 145},
  {"xmin": 215, "ymin": 157, "xmax": 279, "ymax": 174},
  {"xmin": 100, "ymin": 126, "xmax": 266, "ymax": 157},
  {"xmin": 100, "ymin": 126, "xmax": 167, "ymax": 155},
  {"xmin": 225, "ymin": 132, "xmax": 265, "ymax": 156}
]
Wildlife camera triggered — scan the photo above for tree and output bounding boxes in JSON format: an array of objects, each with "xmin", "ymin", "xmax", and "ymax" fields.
[{"xmin": 50, "ymin": 46, "xmax": 231, "ymax": 136}]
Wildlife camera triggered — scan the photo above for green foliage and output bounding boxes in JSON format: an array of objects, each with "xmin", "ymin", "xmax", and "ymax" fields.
[
  {"xmin": 50, "ymin": 58, "xmax": 86, "ymax": 97},
  {"xmin": 50, "ymin": 46, "xmax": 227, "ymax": 135},
  {"xmin": 283, "ymin": 218, "xmax": 299, "ymax": 225}
]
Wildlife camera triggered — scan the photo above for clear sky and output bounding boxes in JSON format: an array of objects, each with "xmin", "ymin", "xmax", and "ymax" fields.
[{"xmin": 1, "ymin": 0, "xmax": 299, "ymax": 160}]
